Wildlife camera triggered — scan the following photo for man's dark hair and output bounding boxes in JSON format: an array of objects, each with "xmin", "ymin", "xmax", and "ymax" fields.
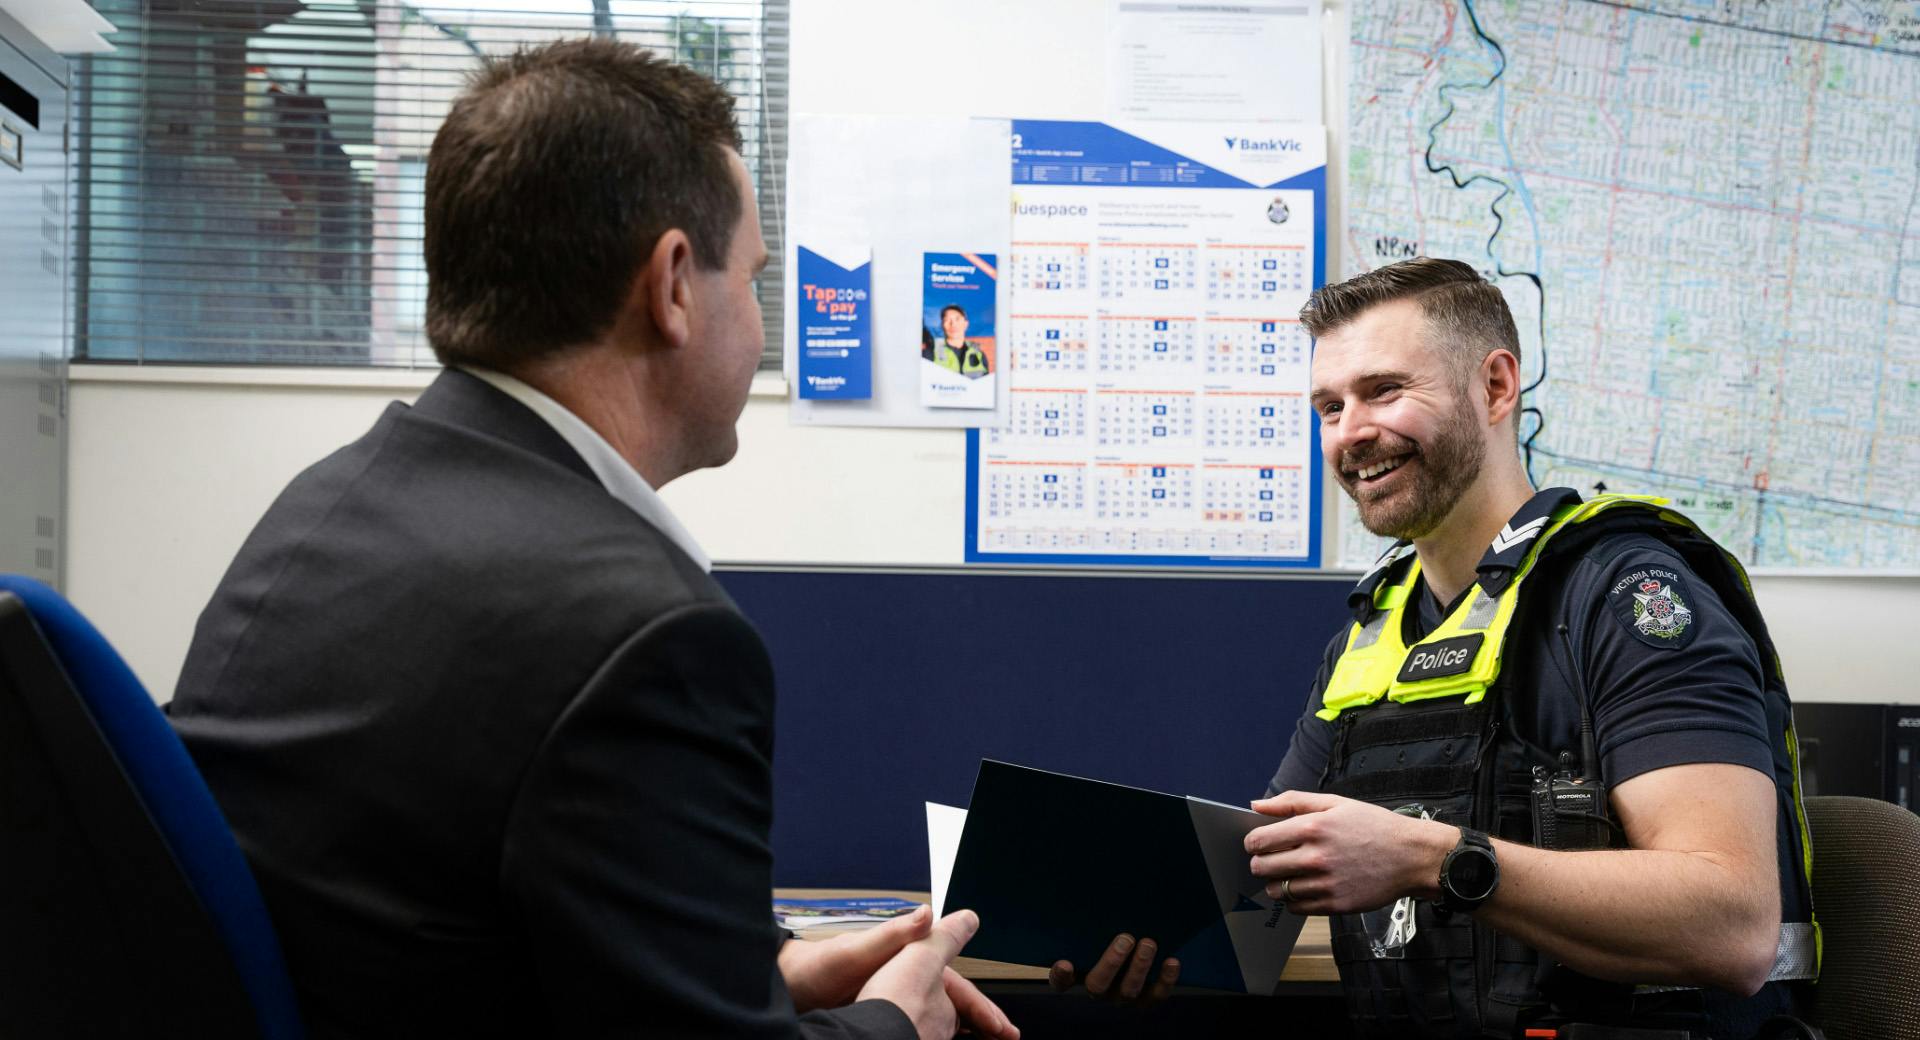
[
  {"xmin": 1299, "ymin": 257, "xmax": 1521, "ymax": 387},
  {"xmin": 940, "ymin": 304, "xmax": 967, "ymax": 320},
  {"xmin": 425, "ymin": 38, "xmax": 744, "ymax": 369}
]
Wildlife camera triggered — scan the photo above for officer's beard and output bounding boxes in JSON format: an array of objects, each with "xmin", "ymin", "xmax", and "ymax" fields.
[{"xmin": 1340, "ymin": 396, "xmax": 1486, "ymax": 541}]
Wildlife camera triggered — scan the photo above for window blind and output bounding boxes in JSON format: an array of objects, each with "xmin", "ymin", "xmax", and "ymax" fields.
[{"xmin": 74, "ymin": 0, "xmax": 787, "ymax": 368}]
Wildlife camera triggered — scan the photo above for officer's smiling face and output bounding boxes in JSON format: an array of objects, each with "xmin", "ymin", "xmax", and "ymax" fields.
[{"xmin": 1309, "ymin": 297, "xmax": 1487, "ymax": 540}]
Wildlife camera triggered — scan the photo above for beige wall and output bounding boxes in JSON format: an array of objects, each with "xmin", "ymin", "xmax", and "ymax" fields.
[{"xmin": 65, "ymin": 367, "xmax": 973, "ymax": 697}]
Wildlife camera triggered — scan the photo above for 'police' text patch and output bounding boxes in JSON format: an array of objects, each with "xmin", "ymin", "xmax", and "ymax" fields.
[
  {"xmin": 1607, "ymin": 564, "xmax": 1697, "ymax": 650},
  {"xmin": 1397, "ymin": 634, "xmax": 1485, "ymax": 684}
]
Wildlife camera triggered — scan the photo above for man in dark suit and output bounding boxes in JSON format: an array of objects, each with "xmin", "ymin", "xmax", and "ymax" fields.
[{"xmin": 169, "ymin": 39, "xmax": 1013, "ymax": 1040}]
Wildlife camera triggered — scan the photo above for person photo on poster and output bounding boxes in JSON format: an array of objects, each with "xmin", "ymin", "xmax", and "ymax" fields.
[{"xmin": 920, "ymin": 251, "xmax": 997, "ymax": 409}]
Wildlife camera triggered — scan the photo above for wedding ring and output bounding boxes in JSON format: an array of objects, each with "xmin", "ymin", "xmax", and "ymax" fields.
[{"xmin": 1279, "ymin": 877, "xmax": 1293, "ymax": 902}]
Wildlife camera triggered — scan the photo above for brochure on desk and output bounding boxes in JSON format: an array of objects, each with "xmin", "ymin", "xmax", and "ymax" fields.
[
  {"xmin": 965, "ymin": 119, "xmax": 1327, "ymax": 569},
  {"xmin": 939, "ymin": 760, "xmax": 1307, "ymax": 995}
]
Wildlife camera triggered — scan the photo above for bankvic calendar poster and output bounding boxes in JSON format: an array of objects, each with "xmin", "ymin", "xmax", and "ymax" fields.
[{"xmin": 966, "ymin": 120, "xmax": 1326, "ymax": 567}]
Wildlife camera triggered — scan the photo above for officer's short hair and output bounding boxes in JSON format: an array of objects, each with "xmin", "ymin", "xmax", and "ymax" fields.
[
  {"xmin": 425, "ymin": 38, "xmax": 744, "ymax": 370},
  {"xmin": 1299, "ymin": 257, "xmax": 1521, "ymax": 391},
  {"xmin": 940, "ymin": 305, "xmax": 967, "ymax": 321}
]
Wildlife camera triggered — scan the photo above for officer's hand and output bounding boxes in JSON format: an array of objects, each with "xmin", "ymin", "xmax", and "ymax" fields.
[
  {"xmin": 1047, "ymin": 933, "xmax": 1180, "ymax": 1007},
  {"xmin": 1246, "ymin": 790, "xmax": 1458, "ymax": 915}
]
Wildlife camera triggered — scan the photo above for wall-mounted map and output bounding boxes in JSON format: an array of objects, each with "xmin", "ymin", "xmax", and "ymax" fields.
[{"xmin": 1341, "ymin": 0, "xmax": 1920, "ymax": 569}]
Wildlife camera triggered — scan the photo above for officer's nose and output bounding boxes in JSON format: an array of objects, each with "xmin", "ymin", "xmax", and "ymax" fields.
[{"xmin": 1325, "ymin": 399, "xmax": 1379, "ymax": 464}]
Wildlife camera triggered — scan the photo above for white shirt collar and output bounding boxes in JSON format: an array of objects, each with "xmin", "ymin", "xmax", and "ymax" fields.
[{"xmin": 459, "ymin": 366, "xmax": 712, "ymax": 573}]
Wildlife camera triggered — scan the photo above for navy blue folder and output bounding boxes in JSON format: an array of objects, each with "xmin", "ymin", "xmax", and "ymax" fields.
[{"xmin": 942, "ymin": 759, "xmax": 1306, "ymax": 993}]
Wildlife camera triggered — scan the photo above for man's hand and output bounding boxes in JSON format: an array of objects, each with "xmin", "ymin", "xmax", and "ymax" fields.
[
  {"xmin": 780, "ymin": 908, "xmax": 1017, "ymax": 1038},
  {"xmin": 1047, "ymin": 934, "xmax": 1180, "ymax": 1007},
  {"xmin": 855, "ymin": 909, "xmax": 1019, "ymax": 1040},
  {"xmin": 1245, "ymin": 790, "xmax": 1457, "ymax": 915},
  {"xmin": 779, "ymin": 906, "xmax": 935, "ymax": 1012}
]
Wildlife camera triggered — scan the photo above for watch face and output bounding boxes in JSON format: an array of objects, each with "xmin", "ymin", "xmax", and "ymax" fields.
[{"xmin": 1449, "ymin": 847, "xmax": 1498, "ymax": 899}]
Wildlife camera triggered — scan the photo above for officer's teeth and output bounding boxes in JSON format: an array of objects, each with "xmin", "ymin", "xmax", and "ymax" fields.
[{"xmin": 1359, "ymin": 457, "xmax": 1406, "ymax": 480}]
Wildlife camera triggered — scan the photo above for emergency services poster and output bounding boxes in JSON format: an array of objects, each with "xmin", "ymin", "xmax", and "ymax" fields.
[
  {"xmin": 919, "ymin": 252, "xmax": 999, "ymax": 410},
  {"xmin": 795, "ymin": 244, "xmax": 873, "ymax": 400},
  {"xmin": 965, "ymin": 120, "xmax": 1326, "ymax": 568}
]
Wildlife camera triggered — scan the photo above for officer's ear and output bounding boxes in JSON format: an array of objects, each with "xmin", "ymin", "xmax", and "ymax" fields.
[{"xmin": 1480, "ymin": 347, "xmax": 1522, "ymax": 431}]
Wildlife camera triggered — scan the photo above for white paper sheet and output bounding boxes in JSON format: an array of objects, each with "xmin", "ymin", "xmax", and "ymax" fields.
[
  {"xmin": 925, "ymin": 801, "xmax": 968, "ymax": 917},
  {"xmin": 1106, "ymin": 1, "xmax": 1322, "ymax": 123}
]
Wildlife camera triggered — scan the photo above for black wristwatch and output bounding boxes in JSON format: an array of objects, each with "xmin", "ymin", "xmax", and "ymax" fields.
[{"xmin": 1434, "ymin": 828, "xmax": 1500, "ymax": 913}]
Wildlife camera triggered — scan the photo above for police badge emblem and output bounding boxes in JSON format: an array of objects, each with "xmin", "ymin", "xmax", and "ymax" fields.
[
  {"xmin": 1608, "ymin": 563, "xmax": 1698, "ymax": 649},
  {"xmin": 1631, "ymin": 578, "xmax": 1693, "ymax": 640}
]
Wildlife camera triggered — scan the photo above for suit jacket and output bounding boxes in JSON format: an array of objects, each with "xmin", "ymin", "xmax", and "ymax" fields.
[{"xmin": 170, "ymin": 370, "xmax": 912, "ymax": 1040}]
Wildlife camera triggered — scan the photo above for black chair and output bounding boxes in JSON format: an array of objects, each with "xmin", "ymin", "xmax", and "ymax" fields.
[{"xmin": 0, "ymin": 576, "xmax": 303, "ymax": 1038}]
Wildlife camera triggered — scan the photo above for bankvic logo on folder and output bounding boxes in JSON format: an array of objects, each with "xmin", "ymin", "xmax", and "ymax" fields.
[{"xmin": 936, "ymin": 760, "xmax": 1308, "ymax": 994}]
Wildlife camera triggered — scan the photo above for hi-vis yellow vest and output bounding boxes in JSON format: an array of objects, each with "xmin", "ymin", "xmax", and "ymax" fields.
[
  {"xmin": 933, "ymin": 340, "xmax": 989, "ymax": 377},
  {"xmin": 1322, "ymin": 493, "xmax": 1735, "ymax": 721}
]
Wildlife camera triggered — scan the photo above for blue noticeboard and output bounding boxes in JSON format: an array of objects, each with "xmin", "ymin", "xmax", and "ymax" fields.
[{"xmin": 719, "ymin": 566, "xmax": 1348, "ymax": 890}]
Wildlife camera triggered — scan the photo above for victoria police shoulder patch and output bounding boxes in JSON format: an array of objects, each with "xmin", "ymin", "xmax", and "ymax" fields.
[{"xmin": 1606, "ymin": 563, "xmax": 1697, "ymax": 650}]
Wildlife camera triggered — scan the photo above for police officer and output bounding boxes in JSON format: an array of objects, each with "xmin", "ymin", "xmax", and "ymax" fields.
[
  {"xmin": 1263, "ymin": 257, "xmax": 1816, "ymax": 1038},
  {"xmin": 923, "ymin": 304, "xmax": 991, "ymax": 378},
  {"xmin": 1056, "ymin": 258, "xmax": 1817, "ymax": 1038}
]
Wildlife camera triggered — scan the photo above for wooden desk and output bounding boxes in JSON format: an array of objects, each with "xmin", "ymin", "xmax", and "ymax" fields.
[{"xmin": 777, "ymin": 889, "xmax": 1337, "ymax": 986}]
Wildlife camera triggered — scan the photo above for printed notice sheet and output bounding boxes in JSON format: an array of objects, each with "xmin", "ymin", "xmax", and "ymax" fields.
[
  {"xmin": 796, "ymin": 244, "xmax": 873, "ymax": 400},
  {"xmin": 966, "ymin": 121, "xmax": 1325, "ymax": 567},
  {"xmin": 1106, "ymin": 1, "xmax": 1323, "ymax": 124},
  {"xmin": 919, "ymin": 252, "xmax": 999, "ymax": 409}
]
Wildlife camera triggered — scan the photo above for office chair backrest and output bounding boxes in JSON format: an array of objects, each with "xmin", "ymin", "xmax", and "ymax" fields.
[
  {"xmin": 1804, "ymin": 794, "xmax": 1920, "ymax": 1040},
  {"xmin": 0, "ymin": 576, "xmax": 303, "ymax": 1039}
]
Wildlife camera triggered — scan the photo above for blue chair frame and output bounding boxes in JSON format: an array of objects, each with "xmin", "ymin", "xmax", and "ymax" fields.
[{"xmin": 0, "ymin": 575, "xmax": 302, "ymax": 1039}]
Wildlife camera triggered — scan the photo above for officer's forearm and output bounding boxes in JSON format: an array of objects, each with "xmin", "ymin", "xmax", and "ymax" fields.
[{"xmin": 1467, "ymin": 839, "xmax": 1779, "ymax": 994}]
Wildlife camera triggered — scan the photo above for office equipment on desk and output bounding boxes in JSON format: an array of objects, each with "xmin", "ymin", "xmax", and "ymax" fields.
[
  {"xmin": 0, "ymin": 575, "xmax": 304, "ymax": 1038},
  {"xmin": 1792, "ymin": 702, "xmax": 1920, "ymax": 812},
  {"xmin": 775, "ymin": 895, "xmax": 922, "ymax": 930},
  {"xmin": 942, "ymin": 760, "xmax": 1308, "ymax": 995}
]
